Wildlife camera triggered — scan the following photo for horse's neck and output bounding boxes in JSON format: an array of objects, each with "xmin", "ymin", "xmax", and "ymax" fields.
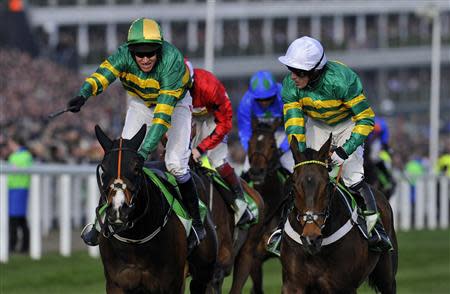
[
  {"xmin": 125, "ymin": 178, "xmax": 166, "ymax": 237},
  {"xmin": 322, "ymin": 187, "xmax": 351, "ymax": 236}
]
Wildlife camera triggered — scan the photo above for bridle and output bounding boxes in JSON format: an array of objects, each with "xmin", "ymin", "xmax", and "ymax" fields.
[
  {"xmin": 248, "ymin": 129, "xmax": 281, "ymax": 180},
  {"xmin": 95, "ymin": 138, "xmax": 150, "ymax": 237},
  {"xmin": 292, "ymin": 159, "xmax": 333, "ymax": 231}
]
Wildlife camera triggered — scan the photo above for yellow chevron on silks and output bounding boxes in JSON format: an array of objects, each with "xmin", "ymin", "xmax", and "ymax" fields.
[
  {"xmin": 92, "ymin": 73, "xmax": 109, "ymax": 90},
  {"xmin": 100, "ymin": 60, "xmax": 119, "ymax": 77},
  {"xmin": 85, "ymin": 78, "xmax": 98, "ymax": 95},
  {"xmin": 301, "ymin": 97, "xmax": 342, "ymax": 109},
  {"xmin": 353, "ymin": 124, "xmax": 373, "ymax": 136},
  {"xmin": 154, "ymin": 104, "xmax": 174, "ymax": 116},
  {"xmin": 285, "ymin": 117, "xmax": 305, "ymax": 128},
  {"xmin": 122, "ymin": 73, "xmax": 160, "ymax": 89},
  {"xmin": 127, "ymin": 87, "xmax": 159, "ymax": 99},
  {"xmin": 344, "ymin": 94, "xmax": 366, "ymax": 108},
  {"xmin": 304, "ymin": 107, "xmax": 348, "ymax": 120},
  {"xmin": 352, "ymin": 107, "xmax": 375, "ymax": 122},
  {"xmin": 283, "ymin": 102, "xmax": 301, "ymax": 115},
  {"xmin": 288, "ymin": 134, "xmax": 306, "ymax": 144},
  {"xmin": 160, "ymin": 88, "xmax": 184, "ymax": 99},
  {"xmin": 152, "ymin": 118, "xmax": 171, "ymax": 129},
  {"xmin": 327, "ymin": 112, "xmax": 352, "ymax": 125}
]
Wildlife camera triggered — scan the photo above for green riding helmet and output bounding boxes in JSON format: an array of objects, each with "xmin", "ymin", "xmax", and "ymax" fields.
[{"xmin": 127, "ymin": 18, "xmax": 163, "ymax": 52}]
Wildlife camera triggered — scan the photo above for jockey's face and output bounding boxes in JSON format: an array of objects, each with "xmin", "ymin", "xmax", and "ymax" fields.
[
  {"xmin": 256, "ymin": 96, "xmax": 275, "ymax": 109},
  {"xmin": 134, "ymin": 51, "xmax": 158, "ymax": 73},
  {"xmin": 290, "ymin": 71, "xmax": 310, "ymax": 89}
]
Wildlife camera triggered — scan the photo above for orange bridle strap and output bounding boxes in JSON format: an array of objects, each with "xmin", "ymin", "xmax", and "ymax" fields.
[{"xmin": 117, "ymin": 138, "xmax": 123, "ymax": 179}]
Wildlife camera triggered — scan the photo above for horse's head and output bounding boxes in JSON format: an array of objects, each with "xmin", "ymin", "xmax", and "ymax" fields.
[
  {"xmin": 290, "ymin": 135, "xmax": 332, "ymax": 255},
  {"xmin": 247, "ymin": 118, "xmax": 281, "ymax": 183},
  {"xmin": 95, "ymin": 124, "xmax": 147, "ymax": 234}
]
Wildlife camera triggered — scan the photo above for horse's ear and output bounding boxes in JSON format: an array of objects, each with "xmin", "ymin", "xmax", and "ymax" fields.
[
  {"xmin": 318, "ymin": 133, "xmax": 332, "ymax": 160},
  {"xmin": 95, "ymin": 125, "xmax": 113, "ymax": 152},
  {"xmin": 290, "ymin": 136, "xmax": 304, "ymax": 163},
  {"xmin": 129, "ymin": 124, "xmax": 147, "ymax": 150}
]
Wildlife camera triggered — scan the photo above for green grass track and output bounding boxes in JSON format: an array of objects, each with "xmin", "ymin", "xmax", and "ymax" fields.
[{"xmin": 1, "ymin": 229, "xmax": 449, "ymax": 293}]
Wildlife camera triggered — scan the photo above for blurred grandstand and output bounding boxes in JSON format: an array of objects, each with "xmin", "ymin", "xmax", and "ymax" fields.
[{"xmin": 1, "ymin": 0, "xmax": 449, "ymax": 171}]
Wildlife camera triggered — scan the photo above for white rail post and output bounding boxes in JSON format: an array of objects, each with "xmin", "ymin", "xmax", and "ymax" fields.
[
  {"xmin": 59, "ymin": 174, "xmax": 71, "ymax": 257},
  {"xmin": 439, "ymin": 177, "xmax": 449, "ymax": 229},
  {"xmin": 415, "ymin": 179, "xmax": 425, "ymax": 230},
  {"xmin": 400, "ymin": 179, "xmax": 411, "ymax": 231},
  {"xmin": 41, "ymin": 175, "xmax": 51, "ymax": 236},
  {"xmin": 427, "ymin": 176, "xmax": 438, "ymax": 229},
  {"xmin": 87, "ymin": 175, "xmax": 100, "ymax": 257},
  {"xmin": 72, "ymin": 176, "xmax": 82, "ymax": 228},
  {"xmin": 30, "ymin": 174, "xmax": 41, "ymax": 260},
  {"xmin": 0, "ymin": 175, "xmax": 9, "ymax": 263},
  {"xmin": 389, "ymin": 186, "xmax": 399, "ymax": 230}
]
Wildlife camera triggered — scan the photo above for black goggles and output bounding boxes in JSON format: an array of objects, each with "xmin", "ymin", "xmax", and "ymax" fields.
[
  {"xmin": 287, "ymin": 66, "xmax": 309, "ymax": 78},
  {"xmin": 133, "ymin": 50, "xmax": 158, "ymax": 58},
  {"xmin": 255, "ymin": 95, "xmax": 276, "ymax": 102}
]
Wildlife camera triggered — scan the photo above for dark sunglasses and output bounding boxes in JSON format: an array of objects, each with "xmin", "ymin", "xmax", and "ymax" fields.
[
  {"xmin": 256, "ymin": 95, "xmax": 275, "ymax": 102},
  {"xmin": 287, "ymin": 66, "xmax": 309, "ymax": 78},
  {"xmin": 133, "ymin": 50, "xmax": 158, "ymax": 58}
]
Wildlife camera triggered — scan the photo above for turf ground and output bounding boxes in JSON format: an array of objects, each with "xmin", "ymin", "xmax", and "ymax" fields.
[{"xmin": 1, "ymin": 229, "xmax": 449, "ymax": 293}]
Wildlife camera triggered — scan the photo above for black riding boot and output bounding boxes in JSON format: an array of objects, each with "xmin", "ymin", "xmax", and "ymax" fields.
[
  {"xmin": 179, "ymin": 177, "xmax": 206, "ymax": 249},
  {"xmin": 353, "ymin": 181, "xmax": 392, "ymax": 251},
  {"xmin": 217, "ymin": 163, "xmax": 255, "ymax": 226}
]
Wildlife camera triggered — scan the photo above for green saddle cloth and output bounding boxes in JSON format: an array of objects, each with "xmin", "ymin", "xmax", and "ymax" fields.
[
  {"xmin": 142, "ymin": 167, "xmax": 207, "ymax": 237},
  {"xmin": 199, "ymin": 157, "xmax": 260, "ymax": 229}
]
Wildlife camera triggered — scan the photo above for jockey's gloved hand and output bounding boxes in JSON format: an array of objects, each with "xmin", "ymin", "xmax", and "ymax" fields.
[
  {"xmin": 330, "ymin": 146, "xmax": 348, "ymax": 167},
  {"xmin": 67, "ymin": 96, "xmax": 87, "ymax": 113},
  {"xmin": 191, "ymin": 147, "xmax": 204, "ymax": 163}
]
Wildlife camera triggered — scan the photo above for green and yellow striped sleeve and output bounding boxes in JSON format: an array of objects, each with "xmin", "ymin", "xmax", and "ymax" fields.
[
  {"xmin": 341, "ymin": 76, "xmax": 375, "ymax": 155},
  {"xmin": 282, "ymin": 77, "xmax": 306, "ymax": 152},
  {"xmin": 78, "ymin": 49, "xmax": 125, "ymax": 98}
]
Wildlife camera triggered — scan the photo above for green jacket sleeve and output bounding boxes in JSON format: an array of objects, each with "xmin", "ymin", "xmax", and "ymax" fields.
[
  {"xmin": 281, "ymin": 76, "xmax": 306, "ymax": 152},
  {"xmin": 337, "ymin": 71, "xmax": 375, "ymax": 155},
  {"xmin": 78, "ymin": 46, "xmax": 128, "ymax": 99}
]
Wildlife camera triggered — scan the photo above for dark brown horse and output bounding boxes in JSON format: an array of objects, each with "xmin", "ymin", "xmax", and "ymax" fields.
[
  {"xmin": 281, "ymin": 136, "xmax": 398, "ymax": 294},
  {"xmin": 246, "ymin": 119, "xmax": 291, "ymax": 294},
  {"xmin": 94, "ymin": 124, "xmax": 217, "ymax": 293},
  {"xmin": 192, "ymin": 162, "xmax": 265, "ymax": 294}
]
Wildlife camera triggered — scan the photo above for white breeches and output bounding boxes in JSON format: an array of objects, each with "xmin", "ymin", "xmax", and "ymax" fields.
[
  {"xmin": 191, "ymin": 115, "xmax": 228, "ymax": 168},
  {"xmin": 305, "ymin": 118, "xmax": 364, "ymax": 187},
  {"xmin": 121, "ymin": 95, "xmax": 193, "ymax": 179}
]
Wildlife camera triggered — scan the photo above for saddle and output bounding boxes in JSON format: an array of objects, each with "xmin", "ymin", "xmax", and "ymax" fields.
[
  {"xmin": 141, "ymin": 163, "xmax": 208, "ymax": 237},
  {"xmin": 195, "ymin": 157, "xmax": 259, "ymax": 228}
]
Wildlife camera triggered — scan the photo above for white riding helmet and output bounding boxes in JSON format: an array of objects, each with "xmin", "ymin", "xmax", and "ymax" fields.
[{"xmin": 278, "ymin": 36, "xmax": 327, "ymax": 71}]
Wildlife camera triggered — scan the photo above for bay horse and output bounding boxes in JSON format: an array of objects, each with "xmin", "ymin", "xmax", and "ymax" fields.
[
  {"xmin": 94, "ymin": 124, "xmax": 217, "ymax": 293},
  {"xmin": 246, "ymin": 119, "xmax": 291, "ymax": 294},
  {"xmin": 281, "ymin": 136, "xmax": 398, "ymax": 294},
  {"xmin": 192, "ymin": 160, "xmax": 265, "ymax": 294}
]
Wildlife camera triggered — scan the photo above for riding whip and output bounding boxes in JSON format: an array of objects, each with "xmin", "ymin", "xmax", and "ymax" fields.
[{"xmin": 47, "ymin": 106, "xmax": 77, "ymax": 119}]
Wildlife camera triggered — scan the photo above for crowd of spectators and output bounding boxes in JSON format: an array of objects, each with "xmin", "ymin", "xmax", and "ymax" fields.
[{"xmin": 0, "ymin": 50, "xmax": 126, "ymax": 164}]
